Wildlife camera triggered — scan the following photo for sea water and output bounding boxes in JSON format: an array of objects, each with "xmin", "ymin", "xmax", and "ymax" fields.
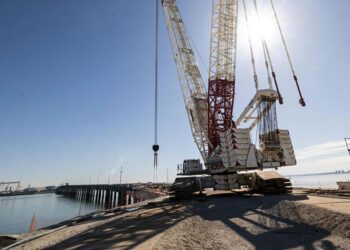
[
  {"xmin": 288, "ymin": 172, "xmax": 350, "ymax": 189},
  {"xmin": 0, "ymin": 193, "xmax": 100, "ymax": 235}
]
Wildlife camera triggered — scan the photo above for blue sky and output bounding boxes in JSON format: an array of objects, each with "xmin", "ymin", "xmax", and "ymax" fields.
[{"xmin": 0, "ymin": 0, "xmax": 349, "ymax": 187}]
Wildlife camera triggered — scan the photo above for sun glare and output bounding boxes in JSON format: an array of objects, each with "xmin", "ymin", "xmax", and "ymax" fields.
[
  {"xmin": 241, "ymin": 0, "xmax": 280, "ymax": 46},
  {"xmin": 248, "ymin": 12, "xmax": 277, "ymax": 43}
]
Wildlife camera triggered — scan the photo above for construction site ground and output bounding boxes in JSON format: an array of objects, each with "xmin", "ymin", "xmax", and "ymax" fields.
[{"xmin": 10, "ymin": 190, "xmax": 350, "ymax": 250}]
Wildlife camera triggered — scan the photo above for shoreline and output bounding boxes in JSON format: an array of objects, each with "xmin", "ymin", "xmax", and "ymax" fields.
[
  {"xmin": 0, "ymin": 195, "xmax": 165, "ymax": 249},
  {"xmin": 2, "ymin": 190, "xmax": 350, "ymax": 249},
  {"xmin": 3, "ymin": 187, "xmax": 350, "ymax": 236},
  {"xmin": 1, "ymin": 186, "xmax": 165, "ymax": 237}
]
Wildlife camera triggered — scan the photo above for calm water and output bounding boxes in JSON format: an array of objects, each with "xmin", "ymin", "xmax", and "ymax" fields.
[
  {"xmin": 288, "ymin": 172, "xmax": 350, "ymax": 189},
  {"xmin": 0, "ymin": 193, "xmax": 101, "ymax": 235}
]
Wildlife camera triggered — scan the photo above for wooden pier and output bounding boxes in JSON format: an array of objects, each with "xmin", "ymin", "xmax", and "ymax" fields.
[{"xmin": 55, "ymin": 184, "xmax": 158, "ymax": 208}]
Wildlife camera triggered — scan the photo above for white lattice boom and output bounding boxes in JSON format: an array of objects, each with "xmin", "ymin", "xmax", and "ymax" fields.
[
  {"xmin": 209, "ymin": 0, "xmax": 238, "ymax": 81},
  {"xmin": 161, "ymin": 0, "xmax": 210, "ymax": 161}
]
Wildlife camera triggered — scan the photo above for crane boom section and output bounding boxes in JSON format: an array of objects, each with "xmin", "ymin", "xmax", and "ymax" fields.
[
  {"xmin": 208, "ymin": 0, "xmax": 238, "ymax": 154},
  {"xmin": 209, "ymin": 0, "xmax": 238, "ymax": 81},
  {"xmin": 161, "ymin": 0, "xmax": 210, "ymax": 162}
]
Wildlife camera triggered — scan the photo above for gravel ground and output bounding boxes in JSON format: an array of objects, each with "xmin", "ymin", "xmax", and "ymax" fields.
[{"xmin": 11, "ymin": 193, "xmax": 350, "ymax": 250}]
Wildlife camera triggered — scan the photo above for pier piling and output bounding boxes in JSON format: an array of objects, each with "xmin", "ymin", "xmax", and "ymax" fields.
[{"xmin": 55, "ymin": 184, "xmax": 157, "ymax": 209}]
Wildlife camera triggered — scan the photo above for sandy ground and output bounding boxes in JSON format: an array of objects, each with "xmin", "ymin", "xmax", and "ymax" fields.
[
  {"xmin": 11, "ymin": 193, "xmax": 350, "ymax": 250},
  {"xmin": 296, "ymin": 195, "xmax": 350, "ymax": 215}
]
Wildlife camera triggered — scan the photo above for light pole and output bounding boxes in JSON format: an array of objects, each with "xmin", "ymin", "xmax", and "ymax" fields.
[
  {"xmin": 97, "ymin": 171, "xmax": 102, "ymax": 185},
  {"xmin": 166, "ymin": 169, "xmax": 169, "ymax": 184},
  {"xmin": 108, "ymin": 168, "xmax": 113, "ymax": 185},
  {"xmin": 119, "ymin": 162, "xmax": 128, "ymax": 185}
]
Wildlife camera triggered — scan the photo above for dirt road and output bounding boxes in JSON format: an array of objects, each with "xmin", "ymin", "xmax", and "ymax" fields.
[{"xmin": 13, "ymin": 193, "xmax": 350, "ymax": 249}]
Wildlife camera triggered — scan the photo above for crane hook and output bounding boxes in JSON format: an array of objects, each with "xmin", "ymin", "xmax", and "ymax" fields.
[
  {"xmin": 153, "ymin": 144, "xmax": 159, "ymax": 167},
  {"xmin": 152, "ymin": 0, "xmax": 160, "ymax": 169}
]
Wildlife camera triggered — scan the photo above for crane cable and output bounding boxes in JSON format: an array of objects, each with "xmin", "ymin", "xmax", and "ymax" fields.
[
  {"xmin": 242, "ymin": 0, "xmax": 259, "ymax": 92},
  {"xmin": 270, "ymin": 0, "xmax": 305, "ymax": 106},
  {"xmin": 263, "ymin": 40, "xmax": 283, "ymax": 104},
  {"xmin": 152, "ymin": 0, "xmax": 159, "ymax": 183},
  {"xmin": 252, "ymin": 0, "xmax": 283, "ymax": 104},
  {"xmin": 243, "ymin": 0, "xmax": 260, "ymax": 147},
  {"xmin": 252, "ymin": 0, "xmax": 272, "ymax": 90}
]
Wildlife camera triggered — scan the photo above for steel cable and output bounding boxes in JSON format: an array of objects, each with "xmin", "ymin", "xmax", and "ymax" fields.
[
  {"xmin": 243, "ymin": 0, "xmax": 259, "ymax": 92},
  {"xmin": 270, "ymin": 0, "xmax": 305, "ymax": 106}
]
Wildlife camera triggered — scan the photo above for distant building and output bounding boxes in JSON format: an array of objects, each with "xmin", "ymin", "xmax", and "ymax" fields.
[
  {"xmin": 23, "ymin": 187, "xmax": 38, "ymax": 193},
  {"xmin": 45, "ymin": 186, "xmax": 56, "ymax": 191}
]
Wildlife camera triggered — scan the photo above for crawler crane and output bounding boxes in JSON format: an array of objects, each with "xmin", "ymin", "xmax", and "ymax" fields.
[{"xmin": 161, "ymin": 0, "xmax": 305, "ymax": 197}]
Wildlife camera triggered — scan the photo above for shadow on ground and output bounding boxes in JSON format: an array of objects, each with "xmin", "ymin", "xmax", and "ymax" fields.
[
  {"xmin": 46, "ymin": 202, "xmax": 192, "ymax": 250},
  {"xmin": 198, "ymin": 194, "xmax": 335, "ymax": 250},
  {"xmin": 46, "ymin": 194, "xmax": 337, "ymax": 250}
]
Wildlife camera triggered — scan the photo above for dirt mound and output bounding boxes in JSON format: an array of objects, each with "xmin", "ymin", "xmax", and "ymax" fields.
[{"xmin": 283, "ymin": 201, "xmax": 350, "ymax": 239}]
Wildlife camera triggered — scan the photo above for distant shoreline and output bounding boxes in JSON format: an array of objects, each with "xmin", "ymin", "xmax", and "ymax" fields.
[
  {"xmin": 287, "ymin": 171, "xmax": 350, "ymax": 177},
  {"xmin": 0, "ymin": 190, "xmax": 55, "ymax": 197}
]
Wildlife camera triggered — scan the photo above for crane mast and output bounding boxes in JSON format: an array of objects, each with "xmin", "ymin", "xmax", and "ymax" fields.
[
  {"xmin": 208, "ymin": 0, "xmax": 238, "ymax": 156},
  {"xmin": 161, "ymin": 0, "xmax": 210, "ymax": 162}
]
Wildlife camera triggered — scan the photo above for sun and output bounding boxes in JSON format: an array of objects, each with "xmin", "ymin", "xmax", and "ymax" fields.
[
  {"xmin": 241, "ymin": 2, "xmax": 279, "ymax": 45},
  {"xmin": 248, "ymin": 12, "xmax": 277, "ymax": 43}
]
